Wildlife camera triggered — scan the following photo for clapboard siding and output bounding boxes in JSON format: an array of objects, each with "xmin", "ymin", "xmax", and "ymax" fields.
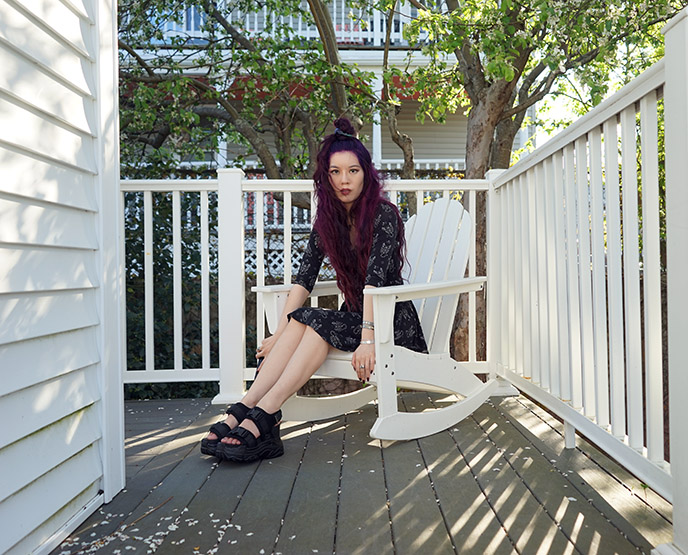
[
  {"xmin": 0, "ymin": 327, "xmax": 100, "ymax": 397},
  {"xmin": 0, "ymin": 444, "xmax": 102, "ymax": 553},
  {"xmin": 382, "ymin": 102, "xmax": 468, "ymax": 161},
  {"xmin": 0, "ymin": 245, "xmax": 98, "ymax": 294},
  {"xmin": 8, "ymin": 482, "xmax": 101, "ymax": 555},
  {"xmin": 0, "ymin": 365, "xmax": 100, "ymax": 449},
  {"xmin": 6, "ymin": 0, "xmax": 93, "ymax": 57},
  {"xmin": 0, "ymin": 405, "xmax": 101, "ymax": 503},
  {"xmin": 0, "ymin": 147, "xmax": 97, "ymax": 210},
  {"xmin": 0, "ymin": 1, "xmax": 95, "ymax": 96},
  {"xmin": 0, "ymin": 43, "xmax": 94, "ymax": 134},
  {"xmin": 0, "ymin": 97, "xmax": 96, "ymax": 171},
  {"xmin": 0, "ymin": 197, "xmax": 97, "ymax": 248},
  {"xmin": 0, "ymin": 0, "xmax": 120, "ymax": 549},
  {"xmin": 0, "ymin": 290, "xmax": 99, "ymax": 346}
]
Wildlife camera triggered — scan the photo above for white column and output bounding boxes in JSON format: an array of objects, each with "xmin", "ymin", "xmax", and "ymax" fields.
[
  {"xmin": 98, "ymin": 0, "xmax": 125, "ymax": 501},
  {"xmin": 213, "ymin": 168, "xmax": 247, "ymax": 405},
  {"xmin": 654, "ymin": 7, "xmax": 688, "ymax": 555}
]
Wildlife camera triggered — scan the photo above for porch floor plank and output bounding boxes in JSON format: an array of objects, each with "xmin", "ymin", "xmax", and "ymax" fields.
[
  {"xmin": 500, "ymin": 396, "xmax": 673, "ymax": 547},
  {"xmin": 335, "ymin": 403, "xmax": 395, "ymax": 554},
  {"xmin": 54, "ymin": 393, "xmax": 672, "ymax": 554},
  {"xmin": 274, "ymin": 419, "xmax": 343, "ymax": 554},
  {"xmin": 409, "ymin": 395, "xmax": 517, "ymax": 554}
]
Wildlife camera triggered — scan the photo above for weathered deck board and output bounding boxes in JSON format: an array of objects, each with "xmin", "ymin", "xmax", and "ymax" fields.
[{"xmin": 54, "ymin": 393, "xmax": 672, "ymax": 555}]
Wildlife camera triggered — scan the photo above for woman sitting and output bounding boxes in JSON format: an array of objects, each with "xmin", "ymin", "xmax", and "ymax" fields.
[{"xmin": 201, "ymin": 118, "xmax": 427, "ymax": 463}]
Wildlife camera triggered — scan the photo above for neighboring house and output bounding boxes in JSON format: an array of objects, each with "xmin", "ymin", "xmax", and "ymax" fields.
[{"xmin": 162, "ymin": 3, "xmax": 535, "ymax": 174}]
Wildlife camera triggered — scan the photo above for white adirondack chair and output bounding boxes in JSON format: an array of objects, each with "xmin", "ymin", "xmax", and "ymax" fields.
[{"xmin": 253, "ymin": 197, "xmax": 501, "ymax": 440}]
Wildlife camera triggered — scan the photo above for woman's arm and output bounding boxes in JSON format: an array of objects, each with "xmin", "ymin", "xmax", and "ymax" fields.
[{"xmin": 351, "ymin": 284, "xmax": 376, "ymax": 381}]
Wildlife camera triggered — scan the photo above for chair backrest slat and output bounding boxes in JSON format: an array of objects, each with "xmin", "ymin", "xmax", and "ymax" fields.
[{"xmin": 403, "ymin": 198, "xmax": 473, "ymax": 354}]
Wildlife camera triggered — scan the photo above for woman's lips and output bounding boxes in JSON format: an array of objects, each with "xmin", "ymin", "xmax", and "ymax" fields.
[{"xmin": 340, "ymin": 188, "xmax": 351, "ymax": 195}]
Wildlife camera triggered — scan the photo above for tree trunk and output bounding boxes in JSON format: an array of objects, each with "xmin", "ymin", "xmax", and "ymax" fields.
[{"xmin": 452, "ymin": 87, "xmax": 513, "ymax": 362}]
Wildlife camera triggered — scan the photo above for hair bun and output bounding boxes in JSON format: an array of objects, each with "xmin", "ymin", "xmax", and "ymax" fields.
[{"xmin": 333, "ymin": 117, "xmax": 356, "ymax": 137}]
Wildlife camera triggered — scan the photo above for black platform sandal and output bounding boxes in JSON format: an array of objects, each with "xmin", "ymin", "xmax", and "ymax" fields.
[
  {"xmin": 200, "ymin": 402, "xmax": 251, "ymax": 457},
  {"xmin": 219, "ymin": 407, "xmax": 284, "ymax": 463}
]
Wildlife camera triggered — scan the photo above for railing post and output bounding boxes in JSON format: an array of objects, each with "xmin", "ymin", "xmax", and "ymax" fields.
[
  {"xmin": 655, "ymin": 8, "xmax": 688, "ymax": 555},
  {"xmin": 213, "ymin": 168, "xmax": 246, "ymax": 405},
  {"xmin": 486, "ymin": 170, "xmax": 517, "ymax": 396}
]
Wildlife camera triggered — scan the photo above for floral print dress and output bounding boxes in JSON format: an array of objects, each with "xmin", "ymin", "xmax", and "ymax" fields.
[{"xmin": 288, "ymin": 202, "xmax": 428, "ymax": 354}]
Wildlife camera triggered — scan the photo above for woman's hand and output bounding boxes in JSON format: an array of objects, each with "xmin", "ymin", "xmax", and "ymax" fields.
[
  {"xmin": 352, "ymin": 343, "xmax": 375, "ymax": 382},
  {"xmin": 256, "ymin": 332, "xmax": 280, "ymax": 361}
]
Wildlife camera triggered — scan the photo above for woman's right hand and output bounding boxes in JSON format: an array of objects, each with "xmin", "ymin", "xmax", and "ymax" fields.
[{"xmin": 256, "ymin": 333, "xmax": 280, "ymax": 360}]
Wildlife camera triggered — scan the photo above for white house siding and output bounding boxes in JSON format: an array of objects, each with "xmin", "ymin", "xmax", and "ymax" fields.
[{"xmin": 0, "ymin": 0, "xmax": 123, "ymax": 552}]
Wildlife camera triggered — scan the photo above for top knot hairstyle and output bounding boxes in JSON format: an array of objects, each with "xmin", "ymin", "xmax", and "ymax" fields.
[{"xmin": 311, "ymin": 118, "xmax": 406, "ymax": 310}]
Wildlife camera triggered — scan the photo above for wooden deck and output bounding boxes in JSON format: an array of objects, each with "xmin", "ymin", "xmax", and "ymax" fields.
[{"xmin": 53, "ymin": 393, "xmax": 672, "ymax": 554}]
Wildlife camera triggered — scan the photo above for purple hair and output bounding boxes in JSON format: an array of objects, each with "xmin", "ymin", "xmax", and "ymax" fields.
[{"xmin": 312, "ymin": 118, "xmax": 405, "ymax": 310}]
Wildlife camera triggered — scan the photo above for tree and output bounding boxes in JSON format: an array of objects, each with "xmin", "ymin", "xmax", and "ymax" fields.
[{"xmin": 117, "ymin": 0, "xmax": 376, "ymax": 180}]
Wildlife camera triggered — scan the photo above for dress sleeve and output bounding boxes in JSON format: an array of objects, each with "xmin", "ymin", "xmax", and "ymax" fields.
[
  {"xmin": 365, "ymin": 203, "xmax": 400, "ymax": 288},
  {"xmin": 292, "ymin": 229, "xmax": 325, "ymax": 293}
]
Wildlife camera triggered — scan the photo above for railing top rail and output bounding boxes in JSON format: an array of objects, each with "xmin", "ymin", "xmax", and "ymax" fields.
[
  {"xmin": 120, "ymin": 178, "xmax": 490, "ymax": 193},
  {"xmin": 493, "ymin": 59, "xmax": 665, "ymax": 190},
  {"xmin": 120, "ymin": 179, "xmax": 219, "ymax": 192},
  {"xmin": 242, "ymin": 178, "xmax": 489, "ymax": 192}
]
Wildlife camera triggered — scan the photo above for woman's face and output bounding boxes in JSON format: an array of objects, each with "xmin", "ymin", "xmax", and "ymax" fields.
[{"xmin": 328, "ymin": 150, "xmax": 364, "ymax": 211}]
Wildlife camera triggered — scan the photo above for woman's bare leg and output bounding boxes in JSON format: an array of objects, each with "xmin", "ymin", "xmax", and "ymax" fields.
[
  {"xmin": 206, "ymin": 319, "xmax": 309, "ymax": 440},
  {"xmin": 222, "ymin": 325, "xmax": 330, "ymax": 444}
]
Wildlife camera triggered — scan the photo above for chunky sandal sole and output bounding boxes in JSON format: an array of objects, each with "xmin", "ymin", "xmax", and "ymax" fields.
[
  {"xmin": 219, "ymin": 407, "xmax": 284, "ymax": 463},
  {"xmin": 221, "ymin": 435, "xmax": 284, "ymax": 463},
  {"xmin": 200, "ymin": 402, "xmax": 251, "ymax": 457}
]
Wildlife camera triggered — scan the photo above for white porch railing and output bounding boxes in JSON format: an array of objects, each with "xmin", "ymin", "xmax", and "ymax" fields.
[
  {"xmin": 487, "ymin": 13, "xmax": 688, "ymax": 528},
  {"xmin": 163, "ymin": 0, "xmax": 422, "ymax": 47},
  {"xmin": 120, "ymin": 176, "xmax": 488, "ymax": 390}
]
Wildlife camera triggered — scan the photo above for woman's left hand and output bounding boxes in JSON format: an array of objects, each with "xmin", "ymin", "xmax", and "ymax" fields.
[{"xmin": 352, "ymin": 343, "xmax": 375, "ymax": 382}]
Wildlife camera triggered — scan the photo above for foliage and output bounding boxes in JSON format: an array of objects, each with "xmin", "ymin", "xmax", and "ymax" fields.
[
  {"xmin": 118, "ymin": 0, "xmax": 377, "ymax": 179},
  {"xmin": 393, "ymin": 0, "xmax": 686, "ymax": 174}
]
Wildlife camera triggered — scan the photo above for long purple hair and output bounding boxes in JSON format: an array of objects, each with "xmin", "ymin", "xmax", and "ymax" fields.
[{"xmin": 312, "ymin": 118, "xmax": 405, "ymax": 310}]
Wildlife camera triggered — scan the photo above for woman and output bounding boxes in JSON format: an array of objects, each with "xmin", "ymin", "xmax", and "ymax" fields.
[{"xmin": 201, "ymin": 118, "xmax": 427, "ymax": 463}]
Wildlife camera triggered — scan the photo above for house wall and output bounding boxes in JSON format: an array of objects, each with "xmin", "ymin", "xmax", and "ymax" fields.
[
  {"xmin": 223, "ymin": 100, "xmax": 469, "ymax": 171},
  {"xmin": 0, "ymin": 0, "xmax": 123, "ymax": 552}
]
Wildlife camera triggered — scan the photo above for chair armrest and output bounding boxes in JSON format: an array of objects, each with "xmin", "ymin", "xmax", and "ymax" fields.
[
  {"xmin": 251, "ymin": 281, "xmax": 341, "ymax": 333},
  {"xmin": 252, "ymin": 280, "xmax": 340, "ymax": 296},
  {"xmin": 364, "ymin": 276, "xmax": 486, "ymax": 303}
]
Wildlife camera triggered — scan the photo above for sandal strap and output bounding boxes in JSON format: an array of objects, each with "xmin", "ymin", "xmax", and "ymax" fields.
[
  {"xmin": 225, "ymin": 426, "xmax": 258, "ymax": 448},
  {"xmin": 244, "ymin": 407, "xmax": 282, "ymax": 437},
  {"xmin": 208, "ymin": 421, "xmax": 232, "ymax": 439},
  {"xmin": 226, "ymin": 401, "xmax": 250, "ymax": 422}
]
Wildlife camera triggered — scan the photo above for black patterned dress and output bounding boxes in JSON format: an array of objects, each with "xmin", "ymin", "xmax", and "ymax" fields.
[{"xmin": 288, "ymin": 202, "xmax": 428, "ymax": 353}]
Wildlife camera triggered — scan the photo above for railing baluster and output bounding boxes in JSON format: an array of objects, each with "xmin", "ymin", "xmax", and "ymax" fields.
[
  {"xmin": 173, "ymin": 190, "xmax": 182, "ymax": 371},
  {"xmin": 543, "ymin": 157, "xmax": 560, "ymax": 397},
  {"xmin": 513, "ymin": 176, "xmax": 525, "ymax": 376},
  {"xmin": 526, "ymin": 169, "xmax": 539, "ymax": 383},
  {"xmin": 256, "ymin": 192, "xmax": 266, "ymax": 345},
  {"xmin": 621, "ymin": 105, "xmax": 644, "ymax": 450},
  {"xmin": 201, "ymin": 191, "xmax": 210, "ymax": 371},
  {"xmin": 144, "ymin": 191, "xmax": 154, "ymax": 372},
  {"xmin": 564, "ymin": 144, "xmax": 583, "ymax": 410},
  {"xmin": 603, "ymin": 117, "xmax": 626, "ymax": 439},
  {"xmin": 506, "ymin": 182, "xmax": 516, "ymax": 372},
  {"xmin": 575, "ymin": 136, "xmax": 596, "ymax": 418},
  {"xmin": 640, "ymin": 91, "xmax": 664, "ymax": 462},
  {"xmin": 589, "ymin": 127, "xmax": 610, "ymax": 428},
  {"xmin": 535, "ymin": 163, "xmax": 549, "ymax": 390},
  {"xmin": 552, "ymin": 150, "xmax": 570, "ymax": 402}
]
